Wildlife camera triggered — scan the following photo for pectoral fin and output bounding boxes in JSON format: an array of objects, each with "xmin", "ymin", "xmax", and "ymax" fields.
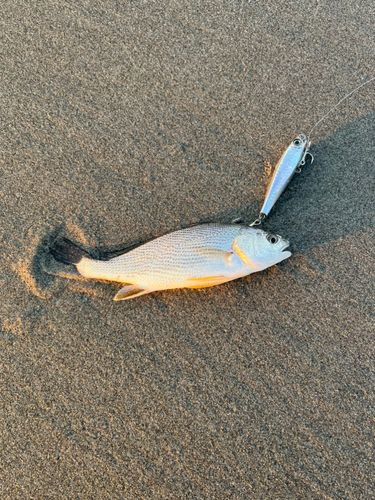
[
  {"xmin": 114, "ymin": 285, "xmax": 151, "ymax": 301},
  {"xmin": 194, "ymin": 247, "xmax": 232, "ymax": 264}
]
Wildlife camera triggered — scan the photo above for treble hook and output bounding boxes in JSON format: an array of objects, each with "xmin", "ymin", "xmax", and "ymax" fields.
[{"xmin": 296, "ymin": 148, "xmax": 314, "ymax": 173}]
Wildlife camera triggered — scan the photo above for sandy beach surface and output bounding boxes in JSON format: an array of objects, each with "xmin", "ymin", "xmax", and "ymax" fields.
[{"xmin": 1, "ymin": 1, "xmax": 374, "ymax": 498}]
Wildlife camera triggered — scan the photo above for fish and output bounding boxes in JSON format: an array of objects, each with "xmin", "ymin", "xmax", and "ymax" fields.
[{"xmin": 46, "ymin": 223, "xmax": 291, "ymax": 300}]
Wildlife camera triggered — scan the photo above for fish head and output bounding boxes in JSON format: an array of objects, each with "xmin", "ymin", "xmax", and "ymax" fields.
[{"xmin": 233, "ymin": 228, "xmax": 291, "ymax": 271}]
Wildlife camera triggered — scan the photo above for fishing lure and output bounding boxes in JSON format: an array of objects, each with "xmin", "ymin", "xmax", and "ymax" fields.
[{"xmin": 249, "ymin": 76, "xmax": 375, "ymax": 226}]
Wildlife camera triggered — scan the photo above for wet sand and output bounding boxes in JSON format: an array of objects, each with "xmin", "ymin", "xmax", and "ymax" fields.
[{"xmin": 1, "ymin": 1, "xmax": 374, "ymax": 498}]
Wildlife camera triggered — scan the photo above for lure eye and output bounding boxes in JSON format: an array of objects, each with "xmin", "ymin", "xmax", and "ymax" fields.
[
  {"xmin": 293, "ymin": 138, "xmax": 302, "ymax": 146},
  {"xmin": 267, "ymin": 234, "xmax": 279, "ymax": 244}
]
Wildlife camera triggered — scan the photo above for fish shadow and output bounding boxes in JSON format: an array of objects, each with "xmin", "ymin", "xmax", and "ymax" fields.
[{"xmin": 32, "ymin": 225, "xmax": 66, "ymax": 290}]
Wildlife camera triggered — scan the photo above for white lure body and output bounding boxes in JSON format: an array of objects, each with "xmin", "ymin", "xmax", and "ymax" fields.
[{"xmin": 260, "ymin": 135, "xmax": 310, "ymax": 218}]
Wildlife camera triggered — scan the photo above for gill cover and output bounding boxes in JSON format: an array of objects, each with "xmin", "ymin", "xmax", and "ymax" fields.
[
  {"xmin": 233, "ymin": 231, "xmax": 291, "ymax": 271},
  {"xmin": 233, "ymin": 234, "xmax": 263, "ymax": 270}
]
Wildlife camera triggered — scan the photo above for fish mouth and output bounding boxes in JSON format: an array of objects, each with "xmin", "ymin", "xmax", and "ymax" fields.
[
  {"xmin": 281, "ymin": 241, "xmax": 290, "ymax": 252},
  {"xmin": 279, "ymin": 241, "xmax": 292, "ymax": 261}
]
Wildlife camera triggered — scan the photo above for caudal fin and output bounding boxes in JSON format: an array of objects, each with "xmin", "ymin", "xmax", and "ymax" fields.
[{"xmin": 50, "ymin": 238, "xmax": 92, "ymax": 265}]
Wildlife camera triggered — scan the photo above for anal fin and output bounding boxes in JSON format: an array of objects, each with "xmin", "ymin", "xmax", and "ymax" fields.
[
  {"xmin": 114, "ymin": 285, "xmax": 150, "ymax": 301},
  {"xmin": 184, "ymin": 275, "xmax": 229, "ymax": 289}
]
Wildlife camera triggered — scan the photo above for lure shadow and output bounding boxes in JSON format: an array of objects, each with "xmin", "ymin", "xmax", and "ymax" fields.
[{"xmin": 262, "ymin": 112, "xmax": 375, "ymax": 251}]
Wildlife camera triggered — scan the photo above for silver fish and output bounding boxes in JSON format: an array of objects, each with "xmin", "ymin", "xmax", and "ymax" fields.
[
  {"xmin": 251, "ymin": 134, "xmax": 312, "ymax": 225},
  {"xmin": 48, "ymin": 224, "xmax": 291, "ymax": 300}
]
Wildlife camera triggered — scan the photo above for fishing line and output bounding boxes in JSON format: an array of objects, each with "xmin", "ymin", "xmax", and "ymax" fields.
[{"xmin": 307, "ymin": 75, "xmax": 375, "ymax": 143}]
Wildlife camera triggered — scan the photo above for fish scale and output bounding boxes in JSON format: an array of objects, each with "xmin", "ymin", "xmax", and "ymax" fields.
[{"xmin": 78, "ymin": 224, "xmax": 244, "ymax": 287}]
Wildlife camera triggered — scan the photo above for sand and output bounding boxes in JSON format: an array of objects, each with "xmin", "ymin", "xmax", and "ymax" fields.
[{"xmin": 1, "ymin": 1, "xmax": 374, "ymax": 498}]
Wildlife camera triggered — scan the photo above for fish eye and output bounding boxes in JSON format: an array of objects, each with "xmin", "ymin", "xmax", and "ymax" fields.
[
  {"xmin": 293, "ymin": 138, "xmax": 302, "ymax": 146},
  {"xmin": 267, "ymin": 234, "xmax": 278, "ymax": 244}
]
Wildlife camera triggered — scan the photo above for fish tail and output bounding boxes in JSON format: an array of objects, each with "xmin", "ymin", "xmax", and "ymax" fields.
[
  {"xmin": 50, "ymin": 238, "xmax": 93, "ymax": 266},
  {"xmin": 50, "ymin": 238, "xmax": 123, "ymax": 282}
]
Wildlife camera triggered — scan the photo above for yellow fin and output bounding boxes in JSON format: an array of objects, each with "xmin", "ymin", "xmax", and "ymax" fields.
[
  {"xmin": 184, "ymin": 276, "xmax": 228, "ymax": 289},
  {"xmin": 114, "ymin": 285, "xmax": 150, "ymax": 301}
]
